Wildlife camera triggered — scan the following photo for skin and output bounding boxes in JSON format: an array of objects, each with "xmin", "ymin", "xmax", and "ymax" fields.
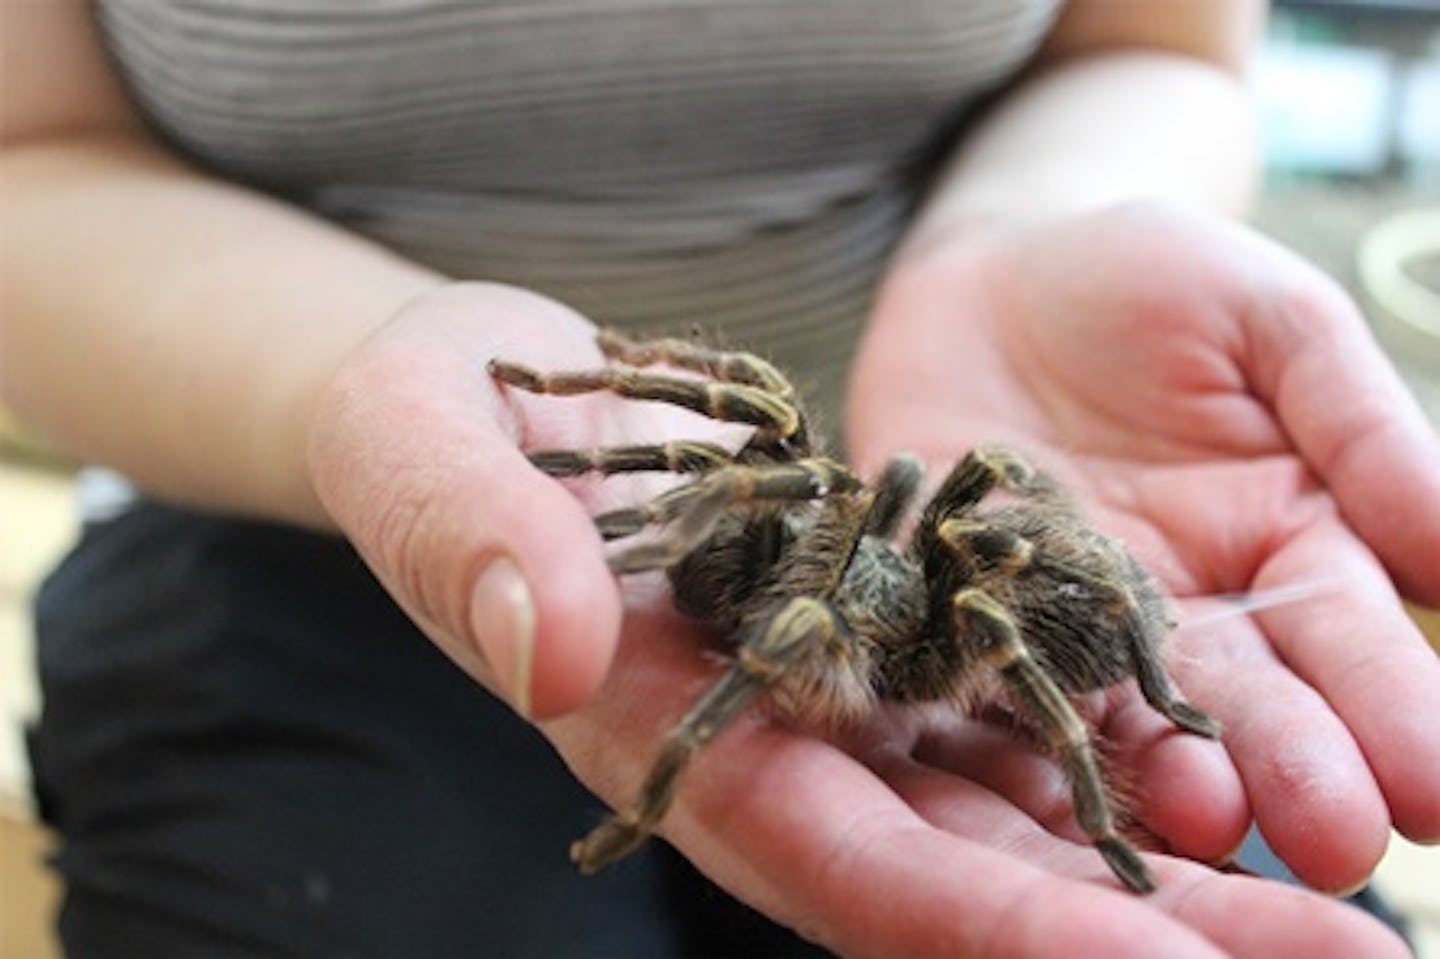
[{"xmin": 2, "ymin": 1, "xmax": 1435, "ymax": 956}]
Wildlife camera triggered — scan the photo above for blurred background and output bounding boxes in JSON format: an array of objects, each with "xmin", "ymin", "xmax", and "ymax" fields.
[{"xmin": 3, "ymin": 1, "xmax": 1439, "ymax": 956}]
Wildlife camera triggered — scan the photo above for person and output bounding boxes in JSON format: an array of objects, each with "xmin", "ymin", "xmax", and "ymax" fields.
[{"xmin": 3, "ymin": 1, "xmax": 1437, "ymax": 956}]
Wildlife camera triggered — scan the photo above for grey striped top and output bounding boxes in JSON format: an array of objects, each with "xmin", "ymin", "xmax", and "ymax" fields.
[{"xmin": 96, "ymin": 0, "xmax": 1060, "ymax": 418}]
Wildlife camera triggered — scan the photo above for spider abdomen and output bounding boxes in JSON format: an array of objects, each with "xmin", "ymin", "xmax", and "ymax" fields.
[
  {"xmin": 968, "ymin": 504, "xmax": 1171, "ymax": 696},
  {"xmin": 763, "ymin": 614, "xmax": 880, "ymax": 727}
]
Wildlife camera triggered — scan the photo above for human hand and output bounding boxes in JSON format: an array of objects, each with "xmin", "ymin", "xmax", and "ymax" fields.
[
  {"xmin": 305, "ymin": 254, "xmax": 1430, "ymax": 957},
  {"xmin": 305, "ymin": 282, "xmax": 649, "ymax": 718},
  {"xmin": 308, "ymin": 282, "xmax": 1098, "ymax": 957},
  {"xmin": 814, "ymin": 200, "xmax": 1438, "ymax": 955}
]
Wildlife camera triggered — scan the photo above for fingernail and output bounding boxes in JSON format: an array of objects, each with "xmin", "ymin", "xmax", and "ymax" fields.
[{"xmin": 469, "ymin": 556, "xmax": 536, "ymax": 718}]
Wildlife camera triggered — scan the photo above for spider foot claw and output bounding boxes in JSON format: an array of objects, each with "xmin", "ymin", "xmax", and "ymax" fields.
[
  {"xmin": 1097, "ymin": 837, "xmax": 1156, "ymax": 894},
  {"xmin": 570, "ymin": 815, "xmax": 649, "ymax": 875},
  {"xmin": 487, "ymin": 358, "xmax": 542, "ymax": 391},
  {"xmin": 1167, "ymin": 701, "xmax": 1222, "ymax": 739}
]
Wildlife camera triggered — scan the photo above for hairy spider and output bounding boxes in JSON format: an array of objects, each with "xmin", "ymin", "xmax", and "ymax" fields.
[{"xmin": 488, "ymin": 329, "xmax": 1220, "ymax": 894}]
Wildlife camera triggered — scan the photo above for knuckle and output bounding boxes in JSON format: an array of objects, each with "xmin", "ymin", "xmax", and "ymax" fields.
[{"xmin": 363, "ymin": 472, "xmax": 472, "ymax": 641}]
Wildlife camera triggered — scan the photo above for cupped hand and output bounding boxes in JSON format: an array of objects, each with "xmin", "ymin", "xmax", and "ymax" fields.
[{"xmin": 794, "ymin": 199, "xmax": 1437, "ymax": 951}]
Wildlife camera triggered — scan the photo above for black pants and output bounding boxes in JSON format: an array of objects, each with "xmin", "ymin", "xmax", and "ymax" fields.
[{"xmin": 30, "ymin": 503, "xmax": 827, "ymax": 958}]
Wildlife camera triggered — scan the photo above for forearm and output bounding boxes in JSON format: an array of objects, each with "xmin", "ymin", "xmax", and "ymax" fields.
[
  {"xmin": 904, "ymin": 50, "xmax": 1259, "ymax": 254},
  {"xmin": 0, "ymin": 133, "xmax": 444, "ymax": 527}
]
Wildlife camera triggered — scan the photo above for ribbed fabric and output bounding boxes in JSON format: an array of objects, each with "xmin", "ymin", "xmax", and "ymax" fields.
[{"xmin": 97, "ymin": 0, "xmax": 1059, "ymax": 416}]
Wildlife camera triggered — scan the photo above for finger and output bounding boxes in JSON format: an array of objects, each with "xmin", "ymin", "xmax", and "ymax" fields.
[
  {"xmin": 1115, "ymin": 455, "xmax": 1402, "ymax": 880},
  {"xmin": 1099, "ymin": 687, "xmax": 1250, "ymax": 863},
  {"xmin": 1164, "ymin": 608, "xmax": 1390, "ymax": 891},
  {"xmin": 665, "ymin": 725, "xmax": 1229, "ymax": 959},
  {"xmin": 554, "ymin": 602, "xmax": 1391, "ymax": 957},
  {"xmin": 308, "ymin": 334, "xmax": 621, "ymax": 719},
  {"xmin": 887, "ymin": 756, "xmax": 1406, "ymax": 958},
  {"xmin": 1241, "ymin": 261, "xmax": 1440, "ymax": 605},
  {"xmin": 1149, "ymin": 864, "xmax": 1410, "ymax": 958},
  {"xmin": 1035, "ymin": 454, "xmax": 1396, "ymax": 884},
  {"xmin": 1254, "ymin": 518, "xmax": 1440, "ymax": 844},
  {"xmin": 910, "ymin": 704, "xmax": 1249, "ymax": 865},
  {"xmin": 910, "ymin": 715, "xmax": 1088, "ymax": 843}
]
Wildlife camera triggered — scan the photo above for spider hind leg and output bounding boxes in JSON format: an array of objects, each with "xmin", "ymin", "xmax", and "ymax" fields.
[
  {"xmin": 571, "ymin": 597, "xmax": 843, "ymax": 874},
  {"xmin": 1124, "ymin": 605, "xmax": 1221, "ymax": 738},
  {"xmin": 1027, "ymin": 552, "xmax": 1221, "ymax": 740},
  {"xmin": 953, "ymin": 587, "xmax": 1157, "ymax": 894}
]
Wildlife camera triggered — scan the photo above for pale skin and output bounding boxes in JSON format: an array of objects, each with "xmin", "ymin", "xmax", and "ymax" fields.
[{"xmin": 2, "ymin": 2, "xmax": 1437, "ymax": 956}]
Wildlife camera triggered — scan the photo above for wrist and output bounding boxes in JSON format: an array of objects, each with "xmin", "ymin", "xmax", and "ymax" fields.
[
  {"xmin": 289, "ymin": 276, "xmax": 455, "ymax": 532},
  {"xmin": 890, "ymin": 205, "xmax": 1024, "ymax": 272}
]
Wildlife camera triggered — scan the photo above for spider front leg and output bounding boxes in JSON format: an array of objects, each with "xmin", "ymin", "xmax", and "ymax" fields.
[
  {"xmin": 596, "ymin": 328, "xmax": 797, "ymax": 400},
  {"xmin": 488, "ymin": 358, "xmax": 804, "ymax": 447},
  {"xmin": 599, "ymin": 458, "xmax": 861, "ymax": 573},
  {"xmin": 572, "ymin": 597, "xmax": 843, "ymax": 873},
  {"xmin": 953, "ymin": 587, "xmax": 1156, "ymax": 893},
  {"xmin": 526, "ymin": 440, "xmax": 735, "ymax": 478},
  {"xmin": 914, "ymin": 447, "xmax": 1052, "ymax": 556}
]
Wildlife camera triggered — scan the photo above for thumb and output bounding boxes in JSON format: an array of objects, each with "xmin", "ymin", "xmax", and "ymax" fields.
[{"xmin": 307, "ymin": 336, "xmax": 621, "ymax": 721}]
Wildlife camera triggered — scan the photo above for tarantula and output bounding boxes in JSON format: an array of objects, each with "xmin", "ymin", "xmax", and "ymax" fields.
[{"xmin": 488, "ymin": 330, "xmax": 1220, "ymax": 894}]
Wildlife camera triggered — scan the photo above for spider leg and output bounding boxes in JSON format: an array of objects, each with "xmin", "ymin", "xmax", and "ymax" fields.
[
  {"xmin": 1027, "ymin": 554, "xmax": 1221, "ymax": 740},
  {"xmin": 931, "ymin": 445, "xmax": 1046, "ymax": 511},
  {"xmin": 571, "ymin": 596, "xmax": 842, "ymax": 874},
  {"xmin": 863, "ymin": 453, "xmax": 926, "ymax": 540},
  {"xmin": 596, "ymin": 328, "xmax": 797, "ymax": 400},
  {"xmin": 488, "ymin": 359, "xmax": 804, "ymax": 447},
  {"xmin": 526, "ymin": 440, "xmax": 734, "ymax": 478},
  {"xmin": 914, "ymin": 447, "xmax": 1051, "ymax": 557},
  {"xmin": 600, "ymin": 458, "xmax": 861, "ymax": 573},
  {"xmin": 952, "ymin": 587, "xmax": 1155, "ymax": 894}
]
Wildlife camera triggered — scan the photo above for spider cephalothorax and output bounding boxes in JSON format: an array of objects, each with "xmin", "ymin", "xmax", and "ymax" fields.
[{"xmin": 489, "ymin": 330, "xmax": 1219, "ymax": 894}]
